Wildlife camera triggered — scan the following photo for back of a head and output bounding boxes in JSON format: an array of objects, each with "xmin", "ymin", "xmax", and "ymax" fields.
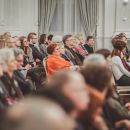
[
  {"xmin": 81, "ymin": 64, "xmax": 112, "ymax": 92},
  {"xmin": 5, "ymin": 97, "xmax": 75, "ymax": 130},
  {"xmin": 52, "ymin": 35, "xmax": 63, "ymax": 44},
  {"xmin": 112, "ymin": 39, "xmax": 126, "ymax": 51},
  {"xmin": 48, "ymin": 70, "xmax": 84, "ymax": 89},
  {"xmin": 3, "ymin": 32, "xmax": 11, "ymax": 37},
  {"xmin": 112, "ymin": 33, "xmax": 127, "ymax": 46},
  {"xmin": 83, "ymin": 54, "xmax": 106, "ymax": 66},
  {"xmin": 37, "ymin": 87, "xmax": 75, "ymax": 114},
  {"xmin": 95, "ymin": 49, "xmax": 111, "ymax": 59},
  {"xmin": 82, "ymin": 54, "xmax": 112, "ymax": 92},
  {"xmin": 12, "ymin": 48, "xmax": 24, "ymax": 58},
  {"xmin": 48, "ymin": 70, "xmax": 89, "ymax": 111}
]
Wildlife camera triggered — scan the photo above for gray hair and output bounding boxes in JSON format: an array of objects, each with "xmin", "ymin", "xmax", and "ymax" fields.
[
  {"xmin": 0, "ymin": 48, "xmax": 15, "ymax": 71},
  {"xmin": 52, "ymin": 35, "xmax": 63, "ymax": 45},
  {"xmin": 83, "ymin": 54, "xmax": 106, "ymax": 66},
  {"xmin": 12, "ymin": 48, "xmax": 24, "ymax": 58}
]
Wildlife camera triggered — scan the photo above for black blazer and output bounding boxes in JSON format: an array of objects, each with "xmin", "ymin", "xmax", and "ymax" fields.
[
  {"xmin": 1, "ymin": 73, "xmax": 23, "ymax": 99},
  {"xmin": 14, "ymin": 70, "xmax": 33, "ymax": 95},
  {"xmin": 83, "ymin": 44, "xmax": 94, "ymax": 54}
]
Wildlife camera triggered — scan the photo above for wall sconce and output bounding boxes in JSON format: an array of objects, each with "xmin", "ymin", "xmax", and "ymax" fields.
[
  {"xmin": 122, "ymin": 17, "xmax": 128, "ymax": 22},
  {"xmin": 123, "ymin": 0, "xmax": 129, "ymax": 5}
]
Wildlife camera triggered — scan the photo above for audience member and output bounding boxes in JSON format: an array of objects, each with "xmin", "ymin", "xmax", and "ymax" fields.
[
  {"xmin": 79, "ymin": 54, "xmax": 112, "ymax": 130},
  {"xmin": 83, "ymin": 36, "xmax": 95, "ymax": 54},
  {"xmin": 47, "ymin": 34, "xmax": 53, "ymax": 45},
  {"xmin": 111, "ymin": 40, "xmax": 130, "ymax": 85},
  {"xmin": 63, "ymin": 35, "xmax": 82, "ymax": 65},
  {"xmin": 4, "ymin": 97, "xmax": 76, "ymax": 130},
  {"xmin": 0, "ymin": 48, "xmax": 23, "ymax": 100},
  {"xmin": 45, "ymin": 43, "xmax": 79, "ymax": 77}
]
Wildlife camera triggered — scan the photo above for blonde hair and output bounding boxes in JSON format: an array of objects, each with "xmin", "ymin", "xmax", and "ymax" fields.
[
  {"xmin": 0, "ymin": 35, "xmax": 8, "ymax": 48},
  {"xmin": 75, "ymin": 33, "xmax": 84, "ymax": 43}
]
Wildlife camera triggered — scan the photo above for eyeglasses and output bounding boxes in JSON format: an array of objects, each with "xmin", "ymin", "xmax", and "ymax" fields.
[
  {"xmin": 23, "ymin": 40, "xmax": 27, "ymax": 42},
  {"xmin": 16, "ymin": 59, "xmax": 23, "ymax": 63}
]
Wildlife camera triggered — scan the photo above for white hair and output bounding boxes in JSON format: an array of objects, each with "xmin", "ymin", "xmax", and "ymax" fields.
[
  {"xmin": 12, "ymin": 48, "xmax": 24, "ymax": 58},
  {"xmin": 83, "ymin": 54, "xmax": 106, "ymax": 66},
  {"xmin": 0, "ymin": 48, "xmax": 15, "ymax": 71},
  {"xmin": 52, "ymin": 35, "xmax": 63, "ymax": 44}
]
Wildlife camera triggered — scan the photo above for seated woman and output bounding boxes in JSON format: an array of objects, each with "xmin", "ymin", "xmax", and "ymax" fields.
[
  {"xmin": 45, "ymin": 43, "xmax": 78, "ymax": 77},
  {"xmin": 0, "ymin": 48, "xmax": 23, "ymax": 100},
  {"xmin": 111, "ymin": 40, "xmax": 130, "ymax": 86},
  {"xmin": 12, "ymin": 48, "xmax": 34, "ymax": 95},
  {"xmin": 20, "ymin": 36, "xmax": 35, "ymax": 67}
]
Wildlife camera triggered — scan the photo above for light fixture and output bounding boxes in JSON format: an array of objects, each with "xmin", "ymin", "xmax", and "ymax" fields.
[
  {"xmin": 123, "ymin": 0, "xmax": 129, "ymax": 5},
  {"xmin": 122, "ymin": 17, "xmax": 128, "ymax": 22}
]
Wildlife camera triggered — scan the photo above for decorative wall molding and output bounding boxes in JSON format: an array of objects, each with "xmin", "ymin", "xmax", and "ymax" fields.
[
  {"xmin": 97, "ymin": 0, "xmax": 130, "ymax": 49},
  {"xmin": 0, "ymin": 0, "xmax": 38, "ymax": 36}
]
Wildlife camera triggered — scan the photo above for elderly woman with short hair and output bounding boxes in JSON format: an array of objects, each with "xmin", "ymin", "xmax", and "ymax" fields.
[
  {"xmin": 0, "ymin": 52, "xmax": 12, "ymax": 109},
  {"xmin": 45, "ymin": 43, "xmax": 79, "ymax": 77},
  {"xmin": 12, "ymin": 48, "xmax": 33, "ymax": 95},
  {"xmin": 0, "ymin": 48, "xmax": 23, "ymax": 100}
]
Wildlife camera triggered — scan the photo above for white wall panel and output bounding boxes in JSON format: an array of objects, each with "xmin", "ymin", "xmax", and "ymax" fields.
[
  {"xmin": 0, "ymin": 0, "xmax": 130, "ymax": 47},
  {"xmin": 0, "ymin": 0, "xmax": 38, "ymax": 36},
  {"xmin": 97, "ymin": 0, "xmax": 130, "ymax": 50}
]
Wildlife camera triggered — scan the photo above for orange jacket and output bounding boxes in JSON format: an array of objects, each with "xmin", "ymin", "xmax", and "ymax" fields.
[{"xmin": 47, "ymin": 55, "xmax": 71, "ymax": 77}]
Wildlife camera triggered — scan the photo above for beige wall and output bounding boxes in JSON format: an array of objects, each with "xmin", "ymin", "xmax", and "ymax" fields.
[
  {"xmin": 0, "ymin": 0, "xmax": 38, "ymax": 36},
  {"xmin": 96, "ymin": 0, "xmax": 130, "ymax": 50},
  {"xmin": 0, "ymin": 0, "xmax": 130, "ymax": 49}
]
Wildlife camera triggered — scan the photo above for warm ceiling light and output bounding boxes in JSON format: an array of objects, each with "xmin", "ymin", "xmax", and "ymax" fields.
[{"xmin": 123, "ymin": 0, "xmax": 129, "ymax": 5}]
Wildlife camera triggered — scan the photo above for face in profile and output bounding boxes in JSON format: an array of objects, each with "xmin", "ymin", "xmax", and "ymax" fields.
[
  {"xmin": 23, "ymin": 38, "xmax": 28, "ymax": 47},
  {"xmin": 87, "ymin": 38, "xmax": 94, "ymax": 47},
  {"xmin": 16, "ymin": 54, "xmax": 24, "ymax": 69},
  {"xmin": 8, "ymin": 56, "xmax": 17, "ymax": 72},
  {"xmin": 59, "ymin": 46, "xmax": 65, "ymax": 55},
  {"xmin": 53, "ymin": 46, "xmax": 61, "ymax": 56},
  {"xmin": 66, "ymin": 37, "xmax": 74, "ymax": 47},
  {"xmin": 31, "ymin": 35, "xmax": 37, "ymax": 44}
]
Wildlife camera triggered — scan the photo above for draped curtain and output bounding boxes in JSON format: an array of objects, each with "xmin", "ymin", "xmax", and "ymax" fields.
[
  {"xmin": 78, "ymin": 0, "xmax": 98, "ymax": 37},
  {"xmin": 39, "ymin": 0, "xmax": 57, "ymax": 34}
]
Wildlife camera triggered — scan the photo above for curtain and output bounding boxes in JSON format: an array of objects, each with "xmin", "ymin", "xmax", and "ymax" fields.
[
  {"xmin": 49, "ymin": 0, "xmax": 83, "ymax": 35},
  {"xmin": 39, "ymin": 0, "xmax": 57, "ymax": 34},
  {"xmin": 78, "ymin": 0, "xmax": 98, "ymax": 37}
]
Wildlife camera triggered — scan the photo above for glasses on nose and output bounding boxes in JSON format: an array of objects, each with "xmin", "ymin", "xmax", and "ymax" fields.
[{"xmin": 16, "ymin": 59, "xmax": 23, "ymax": 63}]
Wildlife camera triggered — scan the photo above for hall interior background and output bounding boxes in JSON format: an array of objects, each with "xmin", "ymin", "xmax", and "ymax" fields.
[{"xmin": 0, "ymin": 0, "xmax": 130, "ymax": 50}]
